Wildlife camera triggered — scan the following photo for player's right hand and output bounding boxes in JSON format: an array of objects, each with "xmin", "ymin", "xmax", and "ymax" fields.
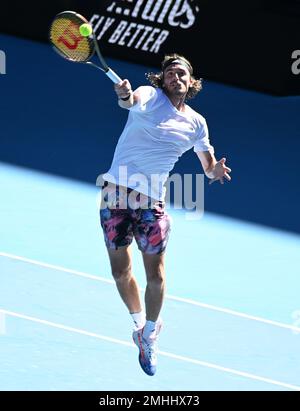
[{"xmin": 114, "ymin": 79, "xmax": 132, "ymax": 100}]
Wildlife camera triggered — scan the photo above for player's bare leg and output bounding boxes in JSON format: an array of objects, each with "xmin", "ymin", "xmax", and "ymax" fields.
[
  {"xmin": 142, "ymin": 252, "xmax": 166, "ymax": 322},
  {"xmin": 107, "ymin": 245, "xmax": 142, "ymax": 314},
  {"xmin": 132, "ymin": 252, "xmax": 165, "ymax": 376}
]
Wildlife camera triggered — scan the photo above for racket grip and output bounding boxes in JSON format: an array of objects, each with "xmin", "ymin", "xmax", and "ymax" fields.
[{"xmin": 106, "ymin": 68, "xmax": 122, "ymax": 84}]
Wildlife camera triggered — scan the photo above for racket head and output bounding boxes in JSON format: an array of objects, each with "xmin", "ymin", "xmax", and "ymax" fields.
[{"xmin": 49, "ymin": 11, "xmax": 95, "ymax": 63}]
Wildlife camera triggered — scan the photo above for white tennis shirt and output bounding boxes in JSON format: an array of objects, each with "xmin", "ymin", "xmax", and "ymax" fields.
[{"xmin": 103, "ymin": 86, "xmax": 214, "ymax": 200}]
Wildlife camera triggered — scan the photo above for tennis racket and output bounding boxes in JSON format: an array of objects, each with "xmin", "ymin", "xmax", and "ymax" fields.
[{"xmin": 49, "ymin": 10, "xmax": 122, "ymax": 84}]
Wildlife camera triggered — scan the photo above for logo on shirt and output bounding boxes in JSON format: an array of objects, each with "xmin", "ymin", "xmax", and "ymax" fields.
[{"xmin": 90, "ymin": 0, "xmax": 200, "ymax": 54}]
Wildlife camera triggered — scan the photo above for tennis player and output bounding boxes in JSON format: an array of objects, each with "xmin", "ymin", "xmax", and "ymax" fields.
[{"xmin": 100, "ymin": 54, "xmax": 231, "ymax": 376}]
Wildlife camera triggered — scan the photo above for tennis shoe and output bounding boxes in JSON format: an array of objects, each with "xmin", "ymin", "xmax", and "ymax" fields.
[{"xmin": 132, "ymin": 319, "xmax": 162, "ymax": 376}]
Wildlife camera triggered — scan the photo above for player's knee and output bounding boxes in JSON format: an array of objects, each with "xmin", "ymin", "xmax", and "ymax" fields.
[
  {"xmin": 112, "ymin": 266, "xmax": 132, "ymax": 282},
  {"xmin": 147, "ymin": 268, "xmax": 165, "ymax": 287}
]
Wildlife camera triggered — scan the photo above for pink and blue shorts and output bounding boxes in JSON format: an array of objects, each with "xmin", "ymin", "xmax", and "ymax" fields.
[{"xmin": 100, "ymin": 182, "xmax": 171, "ymax": 255}]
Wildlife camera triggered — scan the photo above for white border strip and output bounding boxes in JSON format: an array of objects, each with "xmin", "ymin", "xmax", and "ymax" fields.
[
  {"xmin": 0, "ymin": 309, "xmax": 299, "ymax": 391},
  {"xmin": 1, "ymin": 251, "xmax": 300, "ymax": 333}
]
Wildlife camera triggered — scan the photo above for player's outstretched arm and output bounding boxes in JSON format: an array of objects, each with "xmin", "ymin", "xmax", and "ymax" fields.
[
  {"xmin": 196, "ymin": 151, "xmax": 232, "ymax": 185},
  {"xmin": 114, "ymin": 80, "xmax": 139, "ymax": 109}
]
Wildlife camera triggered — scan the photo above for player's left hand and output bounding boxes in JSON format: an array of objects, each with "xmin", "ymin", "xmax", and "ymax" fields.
[{"xmin": 209, "ymin": 158, "xmax": 232, "ymax": 185}]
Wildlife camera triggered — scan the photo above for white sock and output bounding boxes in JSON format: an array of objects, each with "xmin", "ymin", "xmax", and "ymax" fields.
[
  {"xmin": 143, "ymin": 319, "xmax": 161, "ymax": 341},
  {"xmin": 130, "ymin": 311, "xmax": 146, "ymax": 330}
]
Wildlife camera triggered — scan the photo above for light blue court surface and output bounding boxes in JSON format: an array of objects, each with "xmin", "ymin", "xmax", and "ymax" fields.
[
  {"xmin": 1, "ymin": 29, "xmax": 300, "ymax": 393},
  {"xmin": 1, "ymin": 163, "xmax": 300, "ymax": 391}
]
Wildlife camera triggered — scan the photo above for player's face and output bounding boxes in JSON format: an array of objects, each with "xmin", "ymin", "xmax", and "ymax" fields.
[{"xmin": 163, "ymin": 64, "xmax": 192, "ymax": 97}]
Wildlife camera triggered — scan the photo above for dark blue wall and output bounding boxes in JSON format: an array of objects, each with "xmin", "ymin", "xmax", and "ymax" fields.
[{"xmin": 1, "ymin": 35, "xmax": 300, "ymax": 233}]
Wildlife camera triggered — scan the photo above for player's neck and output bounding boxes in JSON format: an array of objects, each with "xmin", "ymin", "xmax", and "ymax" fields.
[{"xmin": 164, "ymin": 91, "xmax": 186, "ymax": 112}]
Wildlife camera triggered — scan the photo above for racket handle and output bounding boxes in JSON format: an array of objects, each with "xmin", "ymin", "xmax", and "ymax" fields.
[{"xmin": 106, "ymin": 68, "xmax": 122, "ymax": 84}]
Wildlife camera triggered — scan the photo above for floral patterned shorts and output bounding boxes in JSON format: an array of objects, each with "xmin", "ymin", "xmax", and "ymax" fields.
[{"xmin": 99, "ymin": 182, "xmax": 171, "ymax": 255}]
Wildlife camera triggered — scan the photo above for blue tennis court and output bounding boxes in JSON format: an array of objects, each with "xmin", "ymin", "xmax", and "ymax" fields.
[
  {"xmin": 1, "ymin": 163, "xmax": 300, "ymax": 391},
  {"xmin": 1, "ymin": 33, "xmax": 300, "ymax": 391}
]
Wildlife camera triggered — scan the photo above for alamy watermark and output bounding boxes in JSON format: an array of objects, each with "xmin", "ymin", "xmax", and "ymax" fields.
[
  {"xmin": 291, "ymin": 50, "xmax": 300, "ymax": 75},
  {"xmin": 0, "ymin": 50, "xmax": 6, "ymax": 75},
  {"xmin": 96, "ymin": 166, "xmax": 204, "ymax": 221}
]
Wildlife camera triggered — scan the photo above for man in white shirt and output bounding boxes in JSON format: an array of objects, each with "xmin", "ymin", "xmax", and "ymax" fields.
[{"xmin": 100, "ymin": 54, "xmax": 231, "ymax": 376}]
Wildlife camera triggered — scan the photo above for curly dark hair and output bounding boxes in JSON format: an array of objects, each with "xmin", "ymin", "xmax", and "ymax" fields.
[{"xmin": 146, "ymin": 53, "xmax": 202, "ymax": 100}]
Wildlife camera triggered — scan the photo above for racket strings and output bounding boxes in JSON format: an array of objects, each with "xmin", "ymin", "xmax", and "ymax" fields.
[{"xmin": 50, "ymin": 13, "xmax": 94, "ymax": 62}]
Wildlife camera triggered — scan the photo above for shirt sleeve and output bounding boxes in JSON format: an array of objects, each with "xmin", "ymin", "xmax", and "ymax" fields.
[
  {"xmin": 193, "ymin": 119, "xmax": 214, "ymax": 153},
  {"xmin": 128, "ymin": 86, "xmax": 158, "ymax": 112}
]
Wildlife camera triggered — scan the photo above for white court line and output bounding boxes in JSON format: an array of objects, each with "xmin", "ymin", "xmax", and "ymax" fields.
[
  {"xmin": 1, "ymin": 251, "xmax": 300, "ymax": 333},
  {"xmin": 0, "ymin": 308, "xmax": 299, "ymax": 392}
]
